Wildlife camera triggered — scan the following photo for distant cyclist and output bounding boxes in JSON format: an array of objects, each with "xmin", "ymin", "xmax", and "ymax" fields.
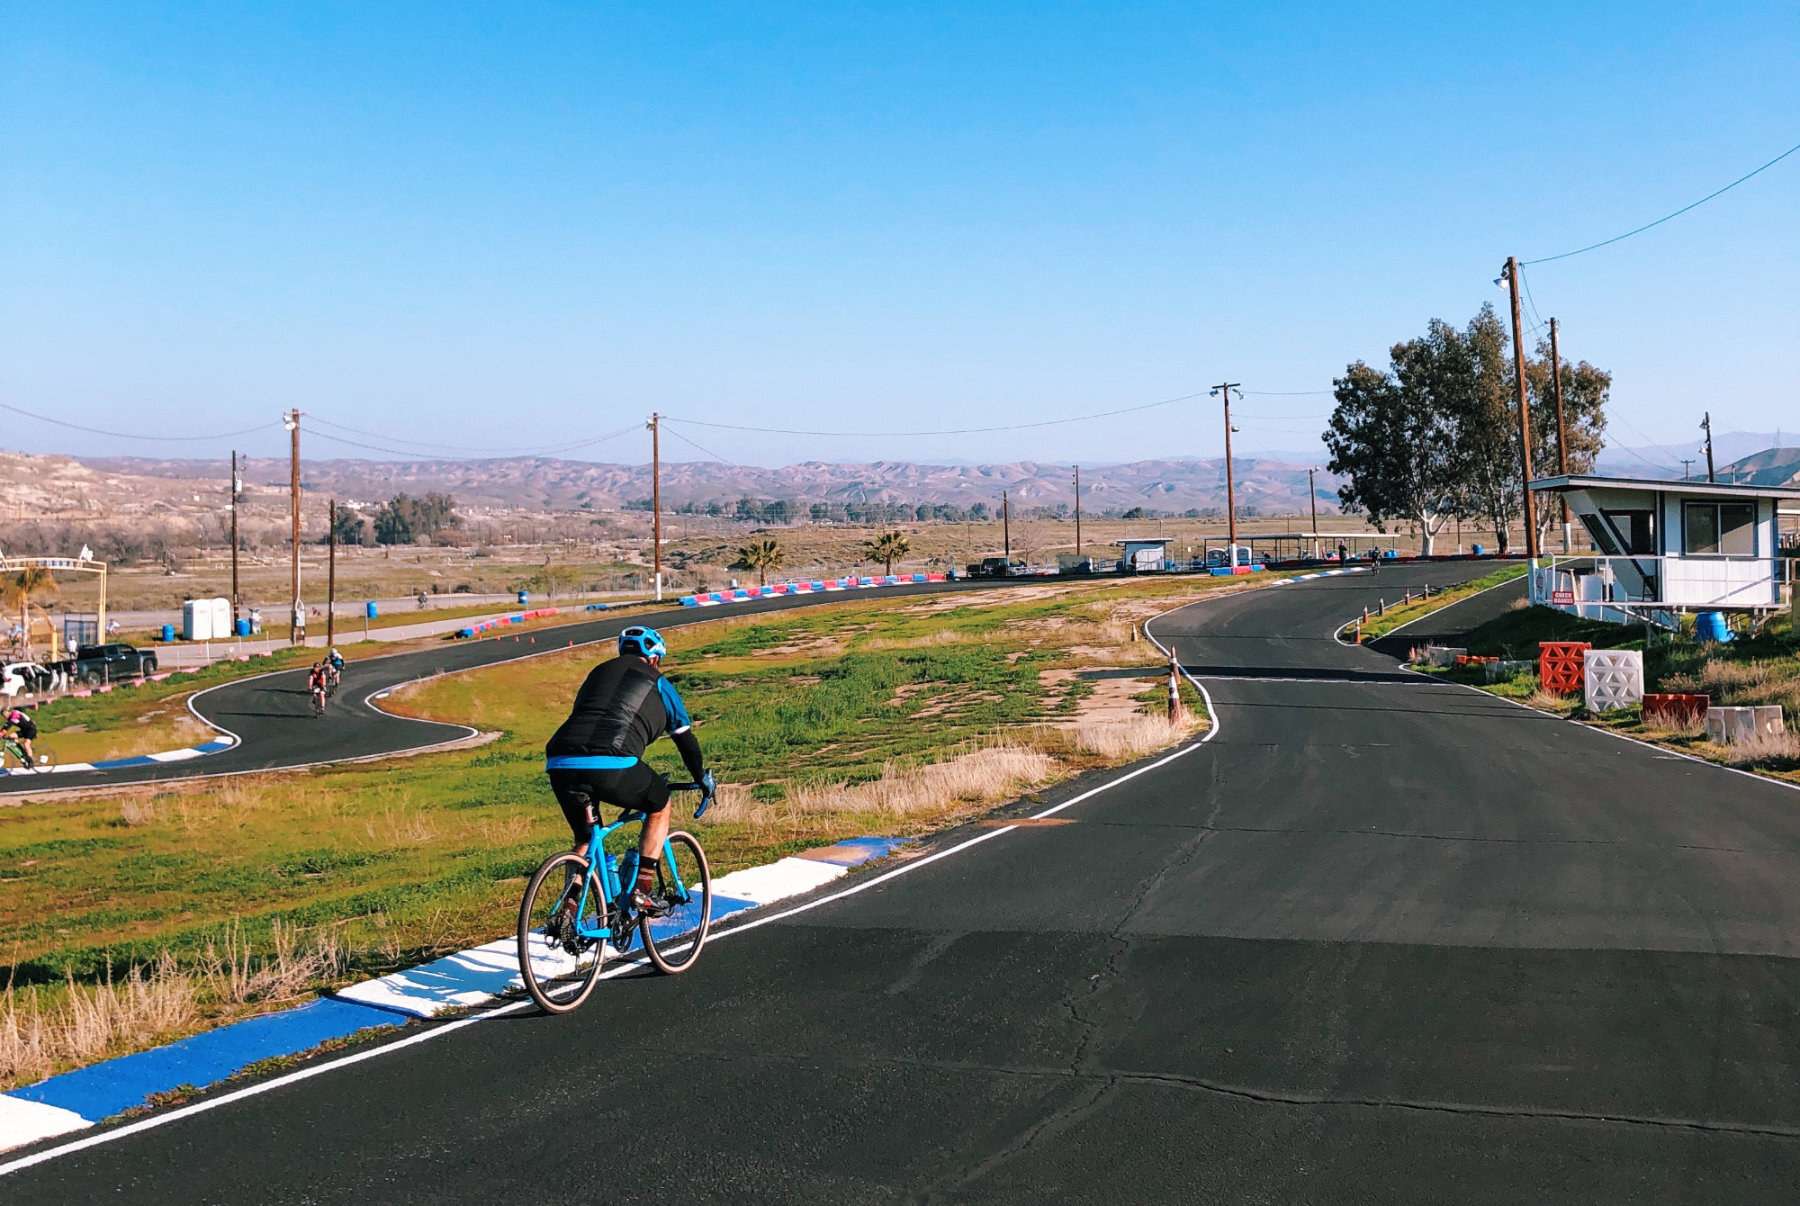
[
  {"xmin": 3, "ymin": 707, "xmax": 37, "ymax": 764},
  {"xmin": 307, "ymin": 663, "xmax": 328, "ymax": 712},
  {"xmin": 327, "ymin": 647, "xmax": 345, "ymax": 674},
  {"xmin": 545, "ymin": 626, "xmax": 712, "ymax": 917}
]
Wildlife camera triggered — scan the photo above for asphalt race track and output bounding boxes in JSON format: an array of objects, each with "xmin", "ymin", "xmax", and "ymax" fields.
[
  {"xmin": 0, "ymin": 579, "xmax": 1032, "ymax": 797},
  {"xmin": 15, "ymin": 562, "xmax": 1800, "ymax": 1202}
]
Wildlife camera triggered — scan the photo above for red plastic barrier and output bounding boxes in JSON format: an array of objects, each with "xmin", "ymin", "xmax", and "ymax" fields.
[
  {"xmin": 1538, "ymin": 641, "xmax": 1590, "ymax": 695},
  {"xmin": 1643, "ymin": 693, "xmax": 1709, "ymax": 727}
]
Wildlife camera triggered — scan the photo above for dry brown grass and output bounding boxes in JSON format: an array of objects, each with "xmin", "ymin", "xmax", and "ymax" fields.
[
  {"xmin": 1720, "ymin": 728, "xmax": 1800, "ymax": 770},
  {"xmin": 0, "ymin": 919, "xmax": 350, "ymax": 1087},
  {"xmin": 0, "ymin": 955, "xmax": 198, "ymax": 1085},
  {"xmin": 1663, "ymin": 660, "xmax": 1800, "ymax": 716},
  {"xmin": 1524, "ymin": 688, "xmax": 1575, "ymax": 712},
  {"xmin": 199, "ymin": 920, "xmax": 347, "ymax": 1006},
  {"xmin": 707, "ymin": 742, "xmax": 1058, "ymax": 825},
  {"xmin": 1050, "ymin": 714, "xmax": 1198, "ymax": 761}
]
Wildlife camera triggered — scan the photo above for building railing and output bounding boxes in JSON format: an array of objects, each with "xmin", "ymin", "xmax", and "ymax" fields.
[{"xmin": 1530, "ymin": 554, "xmax": 1789, "ymax": 612}]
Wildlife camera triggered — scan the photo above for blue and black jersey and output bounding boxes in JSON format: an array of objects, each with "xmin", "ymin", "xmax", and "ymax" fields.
[{"xmin": 545, "ymin": 654, "xmax": 702, "ymax": 778}]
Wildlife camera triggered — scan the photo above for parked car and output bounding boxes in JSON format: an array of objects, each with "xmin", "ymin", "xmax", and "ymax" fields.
[
  {"xmin": 966, "ymin": 557, "xmax": 1030, "ymax": 578},
  {"xmin": 59, "ymin": 643, "xmax": 159, "ymax": 686},
  {"xmin": 1, "ymin": 661, "xmax": 59, "ymax": 698}
]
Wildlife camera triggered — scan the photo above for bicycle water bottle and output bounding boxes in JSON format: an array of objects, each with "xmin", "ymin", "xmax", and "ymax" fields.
[{"xmin": 616, "ymin": 850, "xmax": 638, "ymax": 895}]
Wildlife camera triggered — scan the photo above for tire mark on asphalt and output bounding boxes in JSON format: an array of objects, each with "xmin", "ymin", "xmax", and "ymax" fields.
[{"xmin": 713, "ymin": 1049, "xmax": 1800, "ymax": 1144}]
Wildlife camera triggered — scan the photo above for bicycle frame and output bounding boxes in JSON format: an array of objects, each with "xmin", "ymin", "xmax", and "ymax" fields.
[{"xmin": 567, "ymin": 809, "xmax": 697, "ymax": 946}]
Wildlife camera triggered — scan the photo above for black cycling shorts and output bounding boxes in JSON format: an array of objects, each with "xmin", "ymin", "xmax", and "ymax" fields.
[{"xmin": 548, "ymin": 762, "xmax": 671, "ymax": 841}]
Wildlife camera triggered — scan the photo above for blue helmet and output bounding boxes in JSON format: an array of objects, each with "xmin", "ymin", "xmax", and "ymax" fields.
[{"xmin": 618, "ymin": 625, "xmax": 667, "ymax": 659}]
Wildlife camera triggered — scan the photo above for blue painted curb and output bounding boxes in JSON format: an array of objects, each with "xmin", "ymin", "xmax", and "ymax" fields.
[
  {"xmin": 8, "ymin": 998, "xmax": 400, "ymax": 1123},
  {"xmin": 0, "ymin": 735, "xmax": 239, "ymax": 778}
]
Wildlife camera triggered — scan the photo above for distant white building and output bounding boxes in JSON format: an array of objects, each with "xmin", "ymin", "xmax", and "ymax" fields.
[
  {"xmin": 1114, "ymin": 537, "xmax": 1173, "ymax": 573},
  {"xmin": 1528, "ymin": 474, "xmax": 1800, "ymax": 624}
]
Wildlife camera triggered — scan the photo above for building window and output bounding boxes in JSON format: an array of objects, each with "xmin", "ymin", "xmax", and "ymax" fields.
[
  {"xmin": 1683, "ymin": 501, "xmax": 1756, "ymax": 556},
  {"xmin": 1600, "ymin": 509, "xmax": 1655, "ymax": 555}
]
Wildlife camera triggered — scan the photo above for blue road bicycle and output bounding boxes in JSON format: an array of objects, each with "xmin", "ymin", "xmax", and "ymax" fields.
[{"xmin": 515, "ymin": 783, "xmax": 714, "ymax": 1013}]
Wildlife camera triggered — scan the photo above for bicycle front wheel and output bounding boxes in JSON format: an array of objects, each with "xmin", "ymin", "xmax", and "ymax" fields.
[
  {"xmin": 641, "ymin": 831, "xmax": 712, "ymax": 975},
  {"xmin": 517, "ymin": 852, "xmax": 609, "ymax": 1013}
]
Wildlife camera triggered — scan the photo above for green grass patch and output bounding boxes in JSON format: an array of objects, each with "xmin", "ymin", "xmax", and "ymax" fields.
[
  {"xmin": 0, "ymin": 574, "xmax": 1253, "ymax": 1088},
  {"xmin": 1352, "ymin": 564, "xmax": 1527, "ymax": 642}
]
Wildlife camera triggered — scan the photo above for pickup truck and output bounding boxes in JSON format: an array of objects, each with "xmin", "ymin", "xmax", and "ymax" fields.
[
  {"xmin": 965, "ymin": 557, "xmax": 1030, "ymax": 578},
  {"xmin": 60, "ymin": 643, "xmax": 159, "ymax": 686}
]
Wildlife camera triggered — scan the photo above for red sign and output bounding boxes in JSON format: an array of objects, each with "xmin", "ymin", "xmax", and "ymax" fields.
[{"xmin": 1551, "ymin": 589, "xmax": 1575, "ymax": 605}]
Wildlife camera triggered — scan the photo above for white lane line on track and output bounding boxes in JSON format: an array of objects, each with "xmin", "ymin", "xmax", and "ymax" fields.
[{"xmin": 0, "ymin": 592, "xmax": 1237, "ymax": 1177}]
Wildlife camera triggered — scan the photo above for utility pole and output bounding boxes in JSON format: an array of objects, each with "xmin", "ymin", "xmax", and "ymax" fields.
[
  {"xmin": 326, "ymin": 499, "xmax": 337, "ymax": 649},
  {"xmin": 1681, "ymin": 458, "xmax": 1694, "ymax": 482},
  {"xmin": 648, "ymin": 413, "xmax": 662, "ymax": 599},
  {"xmin": 1073, "ymin": 466, "xmax": 1082, "ymax": 560},
  {"xmin": 285, "ymin": 409, "xmax": 304, "ymax": 643},
  {"xmin": 1307, "ymin": 466, "xmax": 1320, "ymax": 559},
  {"xmin": 1701, "ymin": 412, "xmax": 1716, "ymax": 482},
  {"xmin": 1502, "ymin": 258, "xmax": 1539, "ymax": 558},
  {"xmin": 1002, "ymin": 490, "xmax": 1011, "ymax": 562},
  {"xmin": 229, "ymin": 450, "xmax": 241, "ymax": 625},
  {"xmin": 1550, "ymin": 318, "xmax": 1572, "ymax": 553},
  {"xmin": 1211, "ymin": 382, "xmax": 1241, "ymax": 550}
]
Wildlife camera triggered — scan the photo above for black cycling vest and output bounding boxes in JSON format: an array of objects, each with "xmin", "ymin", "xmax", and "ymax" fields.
[{"xmin": 545, "ymin": 655, "xmax": 669, "ymax": 761}]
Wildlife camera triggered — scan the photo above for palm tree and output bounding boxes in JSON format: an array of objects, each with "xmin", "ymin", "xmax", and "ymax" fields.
[
  {"xmin": 732, "ymin": 538, "xmax": 785, "ymax": 587},
  {"xmin": 864, "ymin": 531, "xmax": 910, "ymax": 575},
  {"xmin": 2, "ymin": 566, "xmax": 57, "ymax": 655}
]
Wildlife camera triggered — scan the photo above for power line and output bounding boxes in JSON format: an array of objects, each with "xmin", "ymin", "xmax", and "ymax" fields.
[
  {"xmin": 0, "ymin": 400, "xmax": 280, "ymax": 443},
  {"xmin": 664, "ymin": 390, "xmax": 1210, "ymax": 438},
  {"xmin": 308, "ymin": 415, "xmax": 640, "ymax": 457},
  {"xmin": 1240, "ymin": 389, "xmax": 1334, "ymax": 397},
  {"xmin": 307, "ymin": 423, "xmax": 641, "ymax": 460},
  {"xmin": 1524, "ymin": 138, "xmax": 1800, "ymax": 265}
]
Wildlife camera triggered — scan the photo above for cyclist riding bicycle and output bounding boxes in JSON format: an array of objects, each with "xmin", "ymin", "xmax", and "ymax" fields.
[
  {"xmin": 3, "ymin": 707, "xmax": 36, "ymax": 763},
  {"xmin": 545, "ymin": 625, "xmax": 713, "ymax": 918},
  {"xmin": 307, "ymin": 663, "xmax": 328, "ymax": 708},
  {"xmin": 327, "ymin": 647, "xmax": 345, "ymax": 673}
]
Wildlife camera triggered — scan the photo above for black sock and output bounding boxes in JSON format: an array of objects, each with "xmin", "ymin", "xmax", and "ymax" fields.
[{"xmin": 634, "ymin": 856, "xmax": 659, "ymax": 893}]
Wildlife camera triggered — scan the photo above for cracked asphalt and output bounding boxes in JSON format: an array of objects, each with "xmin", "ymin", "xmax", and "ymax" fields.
[{"xmin": 16, "ymin": 561, "xmax": 1800, "ymax": 1202}]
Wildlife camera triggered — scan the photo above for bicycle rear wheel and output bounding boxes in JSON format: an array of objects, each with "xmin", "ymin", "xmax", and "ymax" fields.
[
  {"xmin": 517, "ymin": 852, "xmax": 609, "ymax": 1013},
  {"xmin": 641, "ymin": 831, "xmax": 712, "ymax": 975}
]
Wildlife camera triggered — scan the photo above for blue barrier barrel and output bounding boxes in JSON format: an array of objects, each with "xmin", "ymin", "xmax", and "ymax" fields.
[
  {"xmin": 365, "ymin": 601, "xmax": 378, "ymax": 619},
  {"xmin": 1695, "ymin": 611, "xmax": 1733, "ymax": 643},
  {"xmin": 160, "ymin": 624, "xmax": 175, "ymax": 642},
  {"xmin": 1473, "ymin": 544, "xmax": 1484, "ymax": 557},
  {"xmin": 234, "ymin": 618, "xmax": 250, "ymax": 637}
]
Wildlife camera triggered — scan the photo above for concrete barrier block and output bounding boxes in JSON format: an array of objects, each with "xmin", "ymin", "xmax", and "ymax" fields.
[
  {"xmin": 1423, "ymin": 646, "xmax": 1466, "ymax": 668},
  {"xmin": 1705, "ymin": 706, "xmax": 1784, "ymax": 744},
  {"xmin": 1583, "ymin": 649, "xmax": 1644, "ymax": 711}
]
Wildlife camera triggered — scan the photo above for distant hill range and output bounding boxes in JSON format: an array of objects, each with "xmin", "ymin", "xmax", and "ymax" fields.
[
  {"xmin": 78, "ymin": 454, "xmax": 1347, "ymax": 517},
  {"xmin": 11, "ymin": 436, "xmax": 1796, "ymax": 529},
  {"xmin": 1594, "ymin": 431, "xmax": 1799, "ymax": 483}
]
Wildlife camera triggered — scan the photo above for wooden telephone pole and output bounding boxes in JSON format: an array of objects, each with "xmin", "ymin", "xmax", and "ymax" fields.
[
  {"xmin": 1073, "ymin": 466, "xmax": 1082, "ymax": 560},
  {"xmin": 1002, "ymin": 490, "xmax": 1011, "ymax": 562},
  {"xmin": 326, "ymin": 499, "xmax": 337, "ymax": 649},
  {"xmin": 1550, "ymin": 318, "xmax": 1572, "ymax": 553},
  {"xmin": 1211, "ymin": 383, "xmax": 1241, "ymax": 548},
  {"xmin": 1702, "ymin": 412, "xmax": 1716, "ymax": 482},
  {"xmin": 229, "ymin": 451, "xmax": 241, "ymax": 625},
  {"xmin": 648, "ymin": 413, "xmax": 662, "ymax": 599},
  {"xmin": 1502, "ymin": 258, "xmax": 1539, "ymax": 558},
  {"xmin": 285, "ymin": 410, "xmax": 304, "ymax": 642},
  {"xmin": 1308, "ymin": 466, "xmax": 1320, "ymax": 559}
]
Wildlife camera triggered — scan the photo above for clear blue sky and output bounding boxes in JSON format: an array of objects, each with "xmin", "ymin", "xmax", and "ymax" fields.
[{"xmin": 1, "ymin": 2, "xmax": 1794, "ymax": 468}]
